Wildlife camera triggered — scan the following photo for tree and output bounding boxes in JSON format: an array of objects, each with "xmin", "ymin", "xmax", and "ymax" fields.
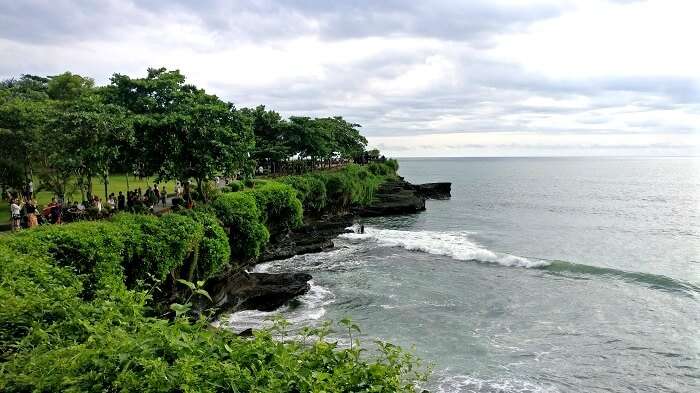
[
  {"xmin": 0, "ymin": 76, "xmax": 50, "ymax": 186},
  {"xmin": 105, "ymin": 68, "xmax": 254, "ymax": 201},
  {"xmin": 287, "ymin": 117, "xmax": 333, "ymax": 168},
  {"xmin": 48, "ymin": 94, "xmax": 132, "ymax": 201},
  {"xmin": 46, "ymin": 72, "xmax": 95, "ymax": 101},
  {"xmin": 241, "ymin": 105, "xmax": 291, "ymax": 173},
  {"xmin": 316, "ymin": 116, "xmax": 367, "ymax": 162}
]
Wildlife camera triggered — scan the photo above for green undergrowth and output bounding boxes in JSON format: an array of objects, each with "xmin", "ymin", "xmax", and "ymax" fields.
[
  {"xmin": 0, "ymin": 159, "xmax": 426, "ymax": 391},
  {"xmin": 276, "ymin": 160, "xmax": 399, "ymax": 213}
]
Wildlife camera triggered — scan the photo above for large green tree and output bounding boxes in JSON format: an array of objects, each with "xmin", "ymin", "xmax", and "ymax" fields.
[
  {"xmin": 106, "ymin": 68, "xmax": 253, "ymax": 201},
  {"xmin": 241, "ymin": 105, "xmax": 291, "ymax": 173},
  {"xmin": 48, "ymin": 94, "xmax": 133, "ymax": 201}
]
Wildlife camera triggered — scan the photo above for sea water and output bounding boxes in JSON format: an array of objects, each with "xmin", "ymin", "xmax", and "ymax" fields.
[{"xmin": 223, "ymin": 157, "xmax": 700, "ymax": 392}]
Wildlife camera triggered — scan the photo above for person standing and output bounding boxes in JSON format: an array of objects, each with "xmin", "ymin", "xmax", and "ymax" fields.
[
  {"xmin": 161, "ymin": 186, "xmax": 167, "ymax": 206},
  {"xmin": 25, "ymin": 199, "xmax": 38, "ymax": 228},
  {"xmin": 154, "ymin": 185, "xmax": 160, "ymax": 205},
  {"xmin": 117, "ymin": 191, "xmax": 125, "ymax": 210},
  {"xmin": 10, "ymin": 199, "xmax": 23, "ymax": 231},
  {"xmin": 107, "ymin": 193, "xmax": 116, "ymax": 210}
]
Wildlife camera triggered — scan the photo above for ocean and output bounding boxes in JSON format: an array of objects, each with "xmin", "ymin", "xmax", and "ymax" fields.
[{"xmin": 223, "ymin": 157, "xmax": 700, "ymax": 393}]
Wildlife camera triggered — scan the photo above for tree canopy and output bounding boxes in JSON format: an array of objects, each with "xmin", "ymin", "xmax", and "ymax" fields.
[{"xmin": 0, "ymin": 67, "xmax": 378, "ymax": 201}]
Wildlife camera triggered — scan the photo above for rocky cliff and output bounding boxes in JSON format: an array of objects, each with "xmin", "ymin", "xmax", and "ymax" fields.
[{"xmin": 205, "ymin": 177, "xmax": 451, "ymax": 317}]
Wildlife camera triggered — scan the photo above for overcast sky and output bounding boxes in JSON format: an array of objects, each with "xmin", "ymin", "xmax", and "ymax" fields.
[{"xmin": 2, "ymin": 0, "xmax": 699, "ymax": 156}]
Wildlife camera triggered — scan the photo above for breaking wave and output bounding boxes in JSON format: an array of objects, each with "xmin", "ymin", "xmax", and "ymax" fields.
[
  {"xmin": 340, "ymin": 227, "xmax": 549, "ymax": 268},
  {"xmin": 224, "ymin": 281, "xmax": 335, "ymax": 331},
  {"xmin": 340, "ymin": 227, "xmax": 699, "ymax": 297}
]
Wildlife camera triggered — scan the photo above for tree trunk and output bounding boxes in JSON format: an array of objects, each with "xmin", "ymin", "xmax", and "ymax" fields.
[
  {"xmin": 125, "ymin": 172, "xmax": 130, "ymax": 192},
  {"xmin": 87, "ymin": 175, "xmax": 93, "ymax": 202},
  {"xmin": 103, "ymin": 170, "xmax": 109, "ymax": 200},
  {"xmin": 196, "ymin": 178, "xmax": 206, "ymax": 203}
]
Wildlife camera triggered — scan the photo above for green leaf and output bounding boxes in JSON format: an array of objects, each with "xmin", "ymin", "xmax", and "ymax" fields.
[
  {"xmin": 169, "ymin": 302, "xmax": 192, "ymax": 317},
  {"xmin": 176, "ymin": 278, "xmax": 196, "ymax": 290},
  {"xmin": 194, "ymin": 288, "xmax": 212, "ymax": 301}
]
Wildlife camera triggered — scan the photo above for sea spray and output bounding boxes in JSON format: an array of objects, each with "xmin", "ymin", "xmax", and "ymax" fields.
[{"xmin": 341, "ymin": 227, "xmax": 550, "ymax": 268}]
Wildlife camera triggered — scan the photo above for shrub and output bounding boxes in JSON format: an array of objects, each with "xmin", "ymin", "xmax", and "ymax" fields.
[
  {"xmin": 111, "ymin": 213, "xmax": 205, "ymax": 283},
  {"xmin": 280, "ymin": 175, "xmax": 327, "ymax": 212},
  {"xmin": 224, "ymin": 180, "xmax": 242, "ymax": 193},
  {"xmin": 177, "ymin": 209, "xmax": 231, "ymax": 279},
  {"xmin": 0, "ymin": 221, "xmax": 129, "ymax": 298},
  {"xmin": 0, "ymin": 244, "xmax": 83, "ymax": 354},
  {"xmin": 211, "ymin": 192, "xmax": 269, "ymax": 261},
  {"xmin": 244, "ymin": 182, "xmax": 303, "ymax": 233}
]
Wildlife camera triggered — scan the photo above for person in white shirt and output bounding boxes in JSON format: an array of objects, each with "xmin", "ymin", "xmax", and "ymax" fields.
[
  {"xmin": 107, "ymin": 193, "xmax": 116, "ymax": 210},
  {"xmin": 10, "ymin": 199, "xmax": 23, "ymax": 231}
]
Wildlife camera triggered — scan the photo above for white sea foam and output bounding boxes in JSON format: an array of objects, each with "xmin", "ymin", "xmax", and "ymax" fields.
[
  {"xmin": 436, "ymin": 374, "xmax": 559, "ymax": 393},
  {"xmin": 340, "ymin": 227, "xmax": 549, "ymax": 268},
  {"xmin": 225, "ymin": 281, "xmax": 335, "ymax": 331}
]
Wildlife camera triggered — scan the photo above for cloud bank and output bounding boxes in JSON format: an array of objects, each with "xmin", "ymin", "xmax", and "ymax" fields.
[{"xmin": 1, "ymin": 0, "xmax": 698, "ymax": 156}]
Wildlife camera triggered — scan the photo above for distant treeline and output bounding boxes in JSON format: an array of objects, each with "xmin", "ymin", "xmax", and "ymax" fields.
[{"xmin": 0, "ymin": 68, "xmax": 380, "ymax": 202}]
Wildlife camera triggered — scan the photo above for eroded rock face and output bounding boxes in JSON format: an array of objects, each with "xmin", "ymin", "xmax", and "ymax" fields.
[
  {"xmin": 260, "ymin": 214, "xmax": 354, "ymax": 262},
  {"xmin": 414, "ymin": 182, "xmax": 451, "ymax": 200},
  {"xmin": 204, "ymin": 270, "xmax": 312, "ymax": 315},
  {"xmin": 353, "ymin": 178, "xmax": 426, "ymax": 216}
]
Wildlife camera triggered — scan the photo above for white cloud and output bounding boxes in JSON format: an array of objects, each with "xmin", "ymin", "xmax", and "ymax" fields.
[{"xmin": 0, "ymin": 0, "xmax": 698, "ymax": 156}]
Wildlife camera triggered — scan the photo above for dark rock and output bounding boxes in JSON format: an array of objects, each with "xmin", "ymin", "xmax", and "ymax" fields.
[
  {"xmin": 260, "ymin": 214, "xmax": 354, "ymax": 261},
  {"xmin": 414, "ymin": 182, "xmax": 451, "ymax": 199},
  {"xmin": 354, "ymin": 178, "xmax": 426, "ymax": 216},
  {"xmin": 238, "ymin": 328, "xmax": 254, "ymax": 337},
  {"xmin": 202, "ymin": 270, "xmax": 312, "ymax": 316}
]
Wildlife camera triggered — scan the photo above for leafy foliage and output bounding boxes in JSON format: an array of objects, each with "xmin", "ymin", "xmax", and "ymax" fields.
[
  {"xmin": 0, "ymin": 211, "xmax": 426, "ymax": 392},
  {"xmin": 211, "ymin": 192, "xmax": 269, "ymax": 261},
  {"xmin": 244, "ymin": 182, "xmax": 303, "ymax": 233}
]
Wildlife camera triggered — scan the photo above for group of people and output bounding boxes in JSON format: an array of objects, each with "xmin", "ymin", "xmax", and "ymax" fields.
[
  {"xmin": 6, "ymin": 182, "xmax": 181, "ymax": 231},
  {"xmin": 119, "ymin": 184, "xmax": 168, "ymax": 211},
  {"xmin": 8, "ymin": 192, "xmax": 63, "ymax": 232}
]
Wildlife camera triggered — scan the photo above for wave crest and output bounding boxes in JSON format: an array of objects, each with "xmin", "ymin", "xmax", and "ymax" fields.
[{"xmin": 340, "ymin": 228, "xmax": 549, "ymax": 268}]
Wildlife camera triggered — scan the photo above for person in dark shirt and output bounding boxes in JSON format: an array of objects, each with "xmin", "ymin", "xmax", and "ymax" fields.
[{"xmin": 117, "ymin": 191, "xmax": 125, "ymax": 210}]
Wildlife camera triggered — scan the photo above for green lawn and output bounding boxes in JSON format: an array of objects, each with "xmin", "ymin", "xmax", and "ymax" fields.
[{"xmin": 1, "ymin": 175, "xmax": 177, "ymax": 224}]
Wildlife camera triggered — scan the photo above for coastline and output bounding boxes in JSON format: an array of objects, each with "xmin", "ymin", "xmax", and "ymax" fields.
[{"xmin": 203, "ymin": 176, "xmax": 451, "ymax": 323}]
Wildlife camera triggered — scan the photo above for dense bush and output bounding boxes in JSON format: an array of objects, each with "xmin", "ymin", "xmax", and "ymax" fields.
[
  {"xmin": 223, "ymin": 180, "xmax": 243, "ymax": 192},
  {"xmin": 244, "ymin": 182, "xmax": 303, "ymax": 233},
  {"xmin": 211, "ymin": 192, "xmax": 269, "ymax": 261},
  {"xmin": 177, "ymin": 209, "xmax": 231, "ymax": 279},
  {"xmin": 110, "ymin": 213, "xmax": 205, "ymax": 283},
  {"xmin": 0, "ymin": 244, "xmax": 83, "ymax": 354},
  {"xmin": 277, "ymin": 161, "xmax": 398, "ymax": 213},
  {"xmin": 279, "ymin": 175, "xmax": 327, "ymax": 212},
  {"xmin": 0, "ymin": 210, "xmax": 426, "ymax": 392}
]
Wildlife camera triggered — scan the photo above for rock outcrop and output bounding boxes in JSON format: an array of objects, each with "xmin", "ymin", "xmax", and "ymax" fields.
[
  {"xmin": 413, "ymin": 182, "xmax": 452, "ymax": 200},
  {"xmin": 203, "ymin": 270, "xmax": 312, "ymax": 316},
  {"xmin": 353, "ymin": 178, "xmax": 427, "ymax": 216},
  {"xmin": 260, "ymin": 214, "xmax": 354, "ymax": 261}
]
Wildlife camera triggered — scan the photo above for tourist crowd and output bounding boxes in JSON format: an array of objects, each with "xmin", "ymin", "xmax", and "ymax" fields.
[{"xmin": 6, "ymin": 181, "xmax": 195, "ymax": 232}]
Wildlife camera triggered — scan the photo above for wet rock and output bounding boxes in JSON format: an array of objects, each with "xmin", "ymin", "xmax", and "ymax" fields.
[
  {"xmin": 260, "ymin": 214, "xmax": 354, "ymax": 261},
  {"xmin": 203, "ymin": 270, "xmax": 312, "ymax": 316},
  {"xmin": 238, "ymin": 328, "xmax": 254, "ymax": 337},
  {"xmin": 414, "ymin": 182, "xmax": 451, "ymax": 199},
  {"xmin": 354, "ymin": 178, "xmax": 426, "ymax": 216}
]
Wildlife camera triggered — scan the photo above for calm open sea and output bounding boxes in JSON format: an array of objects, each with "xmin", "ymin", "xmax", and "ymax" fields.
[{"xmin": 225, "ymin": 157, "xmax": 700, "ymax": 393}]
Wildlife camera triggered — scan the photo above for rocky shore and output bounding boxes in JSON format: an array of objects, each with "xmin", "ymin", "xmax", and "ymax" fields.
[{"xmin": 205, "ymin": 178, "xmax": 451, "ymax": 316}]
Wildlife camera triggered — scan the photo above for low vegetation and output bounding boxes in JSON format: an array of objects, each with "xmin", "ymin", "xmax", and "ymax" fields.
[{"xmin": 0, "ymin": 160, "xmax": 425, "ymax": 391}]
